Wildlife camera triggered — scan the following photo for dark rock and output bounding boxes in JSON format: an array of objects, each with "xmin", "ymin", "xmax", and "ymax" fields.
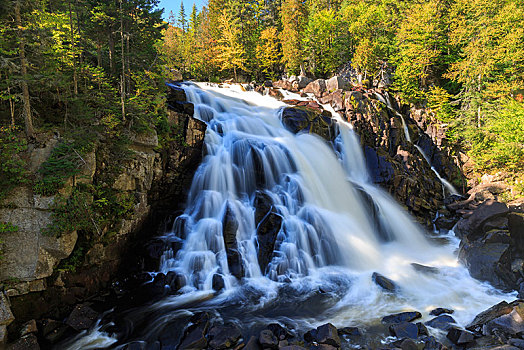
[
  {"xmin": 179, "ymin": 312, "xmax": 210, "ymax": 350},
  {"xmin": 168, "ymin": 101, "xmax": 195, "ymax": 117},
  {"xmin": 364, "ymin": 148, "xmax": 395, "ymax": 184},
  {"xmin": 393, "ymin": 338, "xmax": 418, "ymax": 350},
  {"xmin": 484, "ymin": 309, "xmax": 524, "ymax": 336},
  {"xmin": 279, "ymin": 346, "xmax": 306, "ymax": 350},
  {"xmin": 20, "ymin": 320, "xmax": 37, "ymax": 337},
  {"xmin": 389, "ymin": 322, "xmax": 419, "ymax": 339},
  {"xmin": 425, "ymin": 315, "xmax": 457, "ymax": 331},
  {"xmin": 281, "ymin": 106, "xmax": 335, "ymax": 141},
  {"xmin": 416, "ymin": 322, "xmax": 429, "ymax": 336},
  {"xmin": 123, "ymin": 341, "xmax": 147, "ymax": 350},
  {"xmin": 372, "ymin": 272, "xmax": 398, "ymax": 293},
  {"xmin": 208, "ymin": 325, "xmax": 242, "ymax": 350},
  {"xmin": 338, "ymin": 327, "xmax": 361, "ymax": 337},
  {"xmin": 455, "ymin": 200, "xmax": 509, "ymax": 239},
  {"xmin": 166, "ymin": 84, "xmax": 187, "ymax": 103},
  {"xmin": 411, "ymin": 263, "xmax": 439, "ymax": 275},
  {"xmin": 434, "ymin": 216, "xmax": 457, "ymax": 231},
  {"xmin": 256, "ymin": 211, "xmax": 283, "ymax": 274},
  {"xmin": 313, "ymin": 323, "xmax": 341, "ymax": 347},
  {"xmin": 259, "ymin": 329, "xmax": 278, "ymax": 349},
  {"xmin": 264, "ymin": 80, "xmax": 273, "ymax": 88},
  {"xmin": 243, "ymin": 336, "xmax": 261, "ymax": 350},
  {"xmin": 166, "ymin": 271, "xmax": 185, "ymax": 292},
  {"xmin": 429, "ymin": 308, "xmax": 454, "ymax": 316},
  {"xmin": 254, "ymin": 191, "xmax": 273, "ymax": 226},
  {"xmin": 65, "ymin": 304, "xmax": 98, "ymax": 331},
  {"xmin": 484, "ymin": 230, "xmax": 512, "ymax": 244},
  {"xmin": 212, "ymin": 274, "xmax": 225, "ymax": 292},
  {"xmin": 7, "ymin": 334, "xmax": 40, "ymax": 350},
  {"xmin": 422, "ymin": 336, "xmax": 444, "ymax": 350},
  {"xmin": 382, "ymin": 312, "xmax": 421, "ymax": 324},
  {"xmin": 509, "ymin": 338, "xmax": 524, "ymax": 349},
  {"xmin": 483, "ymin": 216, "xmax": 509, "ymax": 232},
  {"xmin": 509, "ymin": 212, "xmax": 524, "ymax": 246},
  {"xmin": 310, "ymin": 345, "xmax": 337, "ymax": 350},
  {"xmin": 267, "ymin": 323, "xmax": 292, "ymax": 340},
  {"xmin": 458, "ymin": 241, "xmax": 513, "ymax": 289},
  {"xmin": 40, "ymin": 319, "xmax": 70, "ymax": 344},
  {"xmin": 467, "ymin": 301, "xmax": 516, "ymax": 332},
  {"xmin": 222, "ymin": 204, "xmax": 244, "ymax": 279},
  {"xmin": 446, "ymin": 327, "xmax": 475, "ymax": 345}
]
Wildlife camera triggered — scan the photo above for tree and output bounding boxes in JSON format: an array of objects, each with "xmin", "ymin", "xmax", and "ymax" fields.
[
  {"xmin": 215, "ymin": 11, "xmax": 247, "ymax": 81},
  {"xmin": 178, "ymin": 1, "xmax": 186, "ymax": 32},
  {"xmin": 256, "ymin": 27, "xmax": 282, "ymax": 79},
  {"xmin": 281, "ymin": 0, "xmax": 307, "ymax": 74}
]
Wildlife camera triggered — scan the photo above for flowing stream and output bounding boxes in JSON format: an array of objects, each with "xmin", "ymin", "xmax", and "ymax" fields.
[{"xmin": 63, "ymin": 83, "xmax": 511, "ymax": 349}]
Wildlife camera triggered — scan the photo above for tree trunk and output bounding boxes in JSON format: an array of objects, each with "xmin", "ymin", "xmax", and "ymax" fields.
[
  {"xmin": 7, "ymin": 84, "xmax": 15, "ymax": 126},
  {"xmin": 15, "ymin": 1, "xmax": 34, "ymax": 139},
  {"xmin": 69, "ymin": 1, "xmax": 78, "ymax": 95},
  {"xmin": 109, "ymin": 34, "xmax": 115, "ymax": 73},
  {"xmin": 120, "ymin": 0, "xmax": 125, "ymax": 121}
]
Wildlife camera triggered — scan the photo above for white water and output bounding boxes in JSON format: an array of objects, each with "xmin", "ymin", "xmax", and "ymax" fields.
[{"xmin": 63, "ymin": 83, "xmax": 511, "ymax": 349}]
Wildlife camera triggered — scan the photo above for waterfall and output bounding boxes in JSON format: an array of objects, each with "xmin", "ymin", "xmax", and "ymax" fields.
[{"xmin": 62, "ymin": 83, "xmax": 511, "ymax": 349}]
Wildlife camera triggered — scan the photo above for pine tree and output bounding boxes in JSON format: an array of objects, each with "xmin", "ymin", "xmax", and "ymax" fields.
[
  {"xmin": 281, "ymin": 0, "xmax": 307, "ymax": 75},
  {"xmin": 178, "ymin": 1, "xmax": 186, "ymax": 31},
  {"xmin": 215, "ymin": 10, "xmax": 247, "ymax": 81}
]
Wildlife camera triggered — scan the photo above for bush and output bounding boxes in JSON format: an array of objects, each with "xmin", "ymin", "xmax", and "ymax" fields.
[{"xmin": 0, "ymin": 126, "xmax": 27, "ymax": 200}]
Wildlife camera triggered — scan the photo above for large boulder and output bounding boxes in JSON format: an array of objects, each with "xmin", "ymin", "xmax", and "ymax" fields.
[
  {"xmin": 179, "ymin": 313, "xmax": 210, "ymax": 350},
  {"xmin": 303, "ymin": 79, "xmax": 326, "ymax": 98},
  {"xmin": 304, "ymin": 323, "xmax": 341, "ymax": 348},
  {"xmin": 297, "ymin": 75, "xmax": 313, "ymax": 89},
  {"xmin": 455, "ymin": 200, "xmax": 509, "ymax": 239},
  {"xmin": 281, "ymin": 107, "xmax": 336, "ymax": 141},
  {"xmin": 382, "ymin": 311, "xmax": 422, "ymax": 324},
  {"xmin": 222, "ymin": 204, "xmax": 244, "ymax": 279},
  {"xmin": 256, "ymin": 211, "xmax": 283, "ymax": 274},
  {"xmin": 326, "ymin": 76, "xmax": 349, "ymax": 92},
  {"xmin": 372, "ymin": 272, "xmax": 398, "ymax": 293}
]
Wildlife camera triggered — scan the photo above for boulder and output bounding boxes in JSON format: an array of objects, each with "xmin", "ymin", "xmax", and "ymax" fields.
[
  {"xmin": 267, "ymin": 323, "xmax": 293, "ymax": 340},
  {"xmin": 509, "ymin": 212, "xmax": 524, "ymax": 246},
  {"xmin": 303, "ymin": 80, "xmax": 327, "ymax": 98},
  {"xmin": 0, "ymin": 293, "xmax": 14, "ymax": 327},
  {"xmin": 243, "ymin": 336, "xmax": 261, "ymax": 350},
  {"xmin": 208, "ymin": 325, "xmax": 242, "ymax": 350},
  {"xmin": 212, "ymin": 274, "xmax": 225, "ymax": 292},
  {"xmin": 338, "ymin": 327, "xmax": 361, "ymax": 337},
  {"xmin": 467, "ymin": 301, "xmax": 515, "ymax": 333},
  {"xmin": 259, "ymin": 329, "xmax": 278, "ymax": 349},
  {"xmin": 411, "ymin": 263, "xmax": 439, "ymax": 275},
  {"xmin": 297, "ymin": 75, "xmax": 313, "ymax": 89},
  {"xmin": 256, "ymin": 211, "xmax": 283, "ymax": 274},
  {"xmin": 281, "ymin": 106, "xmax": 336, "ymax": 141},
  {"xmin": 389, "ymin": 322, "xmax": 419, "ymax": 339},
  {"xmin": 65, "ymin": 304, "xmax": 98, "ymax": 331},
  {"xmin": 305, "ymin": 323, "xmax": 341, "ymax": 347},
  {"xmin": 7, "ymin": 334, "xmax": 40, "ymax": 350},
  {"xmin": 446, "ymin": 327, "xmax": 475, "ymax": 345},
  {"xmin": 425, "ymin": 315, "xmax": 457, "ymax": 331},
  {"xmin": 429, "ymin": 308, "xmax": 454, "ymax": 316},
  {"xmin": 372, "ymin": 272, "xmax": 398, "ymax": 293},
  {"xmin": 484, "ymin": 308, "xmax": 524, "ymax": 336},
  {"xmin": 326, "ymin": 76, "xmax": 348, "ymax": 92},
  {"xmin": 393, "ymin": 338, "xmax": 419, "ymax": 350},
  {"xmin": 382, "ymin": 311, "xmax": 422, "ymax": 324},
  {"xmin": 222, "ymin": 204, "xmax": 244, "ymax": 279},
  {"xmin": 422, "ymin": 336, "xmax": 445, "ymax": 350},
  {"xmin": 455, "ymin": 200, "xmax": 509, "ymax": 239},
  {"xmin": 178, "ymin": 312, "xmax": 210, "ymax": 350}
]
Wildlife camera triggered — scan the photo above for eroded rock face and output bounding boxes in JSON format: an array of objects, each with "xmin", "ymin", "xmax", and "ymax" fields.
[{"xmin": 281, "ymin": 106, "xmax": 336, "ymax": 141}]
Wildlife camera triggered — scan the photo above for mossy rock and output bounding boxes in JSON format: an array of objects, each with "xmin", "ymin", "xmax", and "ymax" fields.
[{"xmin": 281, "ymin": 106, "xmax": 336, "ymax": 141}]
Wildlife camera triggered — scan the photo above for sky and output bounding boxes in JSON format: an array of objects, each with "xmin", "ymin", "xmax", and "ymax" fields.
[{"xmin": 157, "ymin": 0, "xmax": 207, "ymax": 21}]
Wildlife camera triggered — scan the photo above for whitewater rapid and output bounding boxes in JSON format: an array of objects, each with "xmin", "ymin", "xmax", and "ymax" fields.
[{"xmin": 62, "ymin": 82, "xmax": 513, "ymax": 349}]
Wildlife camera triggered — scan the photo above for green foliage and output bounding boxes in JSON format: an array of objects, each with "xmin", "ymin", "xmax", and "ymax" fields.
[
  {"xmin": 0, "ymin": 221, "xmax": 18, "ymax": 261},
  {"xmin": 0, "ymin": 125, "xmax": 27, "ymax": 200}
]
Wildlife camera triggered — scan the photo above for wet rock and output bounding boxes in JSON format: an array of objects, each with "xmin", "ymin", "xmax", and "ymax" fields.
[
  {"xmin": 267, "ymin": 323, "xmax": 292, "ymax": 340},
  {"xmin": 65, "ymin": 304, "xmax": 98, "ymax": 331},
  {"xmin": 458, "ymin": 241, "xmax": 513, "ymax": 289},
  {"xmin": 364, "ymin": 148, "xmax": 395, "ymax": 184},
  {"xmin": 166, "ymin": 271, "xmax": 185, "ymax": 292},
  {"xmin": 20, "ymin": 320, "xmax": 38, "ymax": 336},
  {"xmin": 279, "ymin": 346, "xmax": 306, "ymax": 350},
  {"xmin": 434, "ymin": 216, "xmax": 457, "ymax": 231},
  {"xmin": 303, "ymin": 80, "xmax": 326, "ymax": 98},
  {"xmin": 509, "ymin": 213, "xmax": 524, "ymax": 246},
  {"xmin": 429, "ymin": 308, "xmax": 454, "ymax": 316},
  {"xmin": 372, "ymin": 272, "xmax": 399, "ymax": 293},
  {"xmin": 382, "ymin": 311, "xmax": 422, "ymax": 324},
  {"xmin": 268, "ymin": 88, "xmax": 284, "ymax": 100},
  {"xmin": 425, "ymin": 315, "xmax": 457, "ymax": 331},
  {"xmin": 212, "ymin": 274, "xmax": 225, "ymax": 292},
  {"xmin": 509, "ymin": 338, "xmax": 524, "ymax": 349},
  {"xmin": 40, "ymin": 319, "xmax": 70, "ymax": 344},
  {"xmin": 393, "ymin": 338, "xmax": 418, "ymax": 350},
  {"xmin": 455, "ymin": 200, "xmax": 509, "ymax": 239},
  {"xmin": 123, "ymin": 341, "xmax": 147, "ymax": 350},
  {"xmin": 179, "ymin": 312, "xmax": 210, "ymax": 350},
  {"xmin": 446, "ymin": 327, "xmax": 475, "ymax": 345},
  {"xmin": 310, "ymin": 345, "xmax": 337, "ymax": 350},
  {"xmin": 422, "ymin": 336, "xmax": 444, "ymax": 350},
  {"xmin": 222, "ymin": 204, "xmax": 244, "ymax": 279},
  {"xmin": 338, "ymin": 327, "xmax": 361, "ymax": 337},
  {"xmin": 305, "ymin": 323, "xmax": 341, "ymax": 348},
  {"xmin": 259, "ymin": 329, "xmax": 278, "ymax": 349},
  {"xmin": 257, "ymin": 211, "xmax": 283, "ymax": 274},
  {"xmin": 281, "ymin": 106, "xmax": 335, "ymax": 141},
  {"xmin": 416, "ymin": 322, "xmax": 429, "ymax": 336},
  {"xmin": 7, "ymin": 333, "xmax": 40, "ymax": 350},
  {"xmin": 208, "ymin": 324, "xmax": 242, "ymax": 350},
  {"xmin": 467, "ymin": 301, "xmax": 516, "ymax": 333},
  {"xmin": 254, "ymin": 191, "xmax": 273, "ymax": 226},
  {"xmin": 484, "ymin": 230, "xmax": 512, "ymax": 244},
  {"xmin": 244, "ymin": 335, "xmax": 262, "ymax": 350},
  {"xmin": 389, "ymin": 322, "xmax": 419, "ymax": 339},
  {"xmin": 484, "ymin": 309, "xmax": 524, "ymax": 336},
  {"xmin": 411, "ymin": 263, "xmax": 439, "ymax": 275}
]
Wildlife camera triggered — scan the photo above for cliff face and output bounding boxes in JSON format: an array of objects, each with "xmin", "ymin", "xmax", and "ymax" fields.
[{"xmin": 0, "ymin": 86, "xmax": 206, "ymax": 342}]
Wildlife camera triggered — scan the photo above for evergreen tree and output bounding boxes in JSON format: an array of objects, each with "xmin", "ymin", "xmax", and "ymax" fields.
[
  {"xmin": 281, "ymin": 0, "xmax": 307, "ymax": 75},
  {"xmin": 178, "ymin": 1, "xmax": 187, "ymax": 31}
]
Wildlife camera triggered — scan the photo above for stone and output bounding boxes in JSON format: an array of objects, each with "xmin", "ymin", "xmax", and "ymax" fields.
[
  {"xmin": 7, "ymin": 333, "xmax": 40, "ymax": 350},
  {"xmin": 422, "ymin": 336, "xmax": 444, "ymax": 350},
  {"xmin": 0, "ymin": 325, "xmax": 6, "ymax": 346},
  {"xmin": 411, "ymin": 263, "xmax": 439, "ymax": 275},
  {"xmin": 66, "ymin": 304, "xmax": 99, "ymax": 331},
  {"xmin": 256, "ymin": 211, "xmax": 283, "ymax": 274},
  {"xmin": 130, "ymin": 129, "xmax": 159, "ymax": 148},
  {"xmin": 425, "ymin": 315, "xmax": 457, "ymax": 331},
  {"xmin": 222, "ymin": 204, "xmax": 244, "ymax": 279},
  {"xmin": 244, "ymin": 336, "xmax": 261, "ymax": 350},
  {"xmin": 310, "ymin": 345, "xmax": 337, "ymax": 350},
  {"xmin": 389, "ymin": 322, "xmax": 419, "ymax": 339},
  {"xmin": 179, "ymin": 313, "xmax": 210, "ymax": 350},
  {"xmin": 455, "ymin": 200, "xmax": 509, "ymax": 239},
  {"xmin": 279, "ymin": 346, "xmax": 306, "ymax": 350},
  {"xmin": 267, "ymin": 323, "xmax": 292, "ymax": 340},
  {"xmin": 20, "ymin": 320, "xmax": 38, "ymax": 336},
  {"xmin": 212, "ymin": 274, "xmax": 225, "ymax": 292},
  {"xmin": 364, "ymin": 148, "xmax": 395, "ymax": 184},
  {"xmin": 305, "ymin": 323, "xmax": 340, "ymax": 348},
  {"xmin": 0, "ymin": 292, "xmax": 14, "ymax": 327},
  {"xmin": 40, "ymin": 319, "xmax": 69, "ymax": 344},
  {"xmin": 303, "ymin": 80, "xmax": 327, "ymax": 98},
  {"xmin": 259, "ymin": 329, "xmax": 278, "ymax": 349},
  {"xmin": 394, "ymin": 338, "xmax": 418, "ymax": 350},
  {"xmin": 338, "ymin": 327, "xmax": 361, "ymax": 337},
  {"xmin": 446, "ymin": 327, "xmax": 475, "ymax": 345},
  {"xmin": 382, "ymin": 311, "xmax": 422, "ymax": 324},
  {"xmin": 509, "ymin": 212, "xmax": 524, "ymax": 246},
  {"xmin": 484, "ymin": 309, "xmax": 524, "ymax": 336},
  {"xmin": 429, "ymin": 308, "xmax": 454, "ymax": 316},
  {"xmin": 468, "ymin": 301, "xmax": 516, "ymax": 332},
  {"xmin": 509, "ymin": 338, "xmax": 524, "ymax": 349},
  {"xmin": 281, "ymin": 106, "xmax": 336, "ymax": 141},
  {"xmin": 434, "ymin": 216, "xmax": 457, "ymax": 231},
  {"xmin": 297, "ymin": 75, "xmax": 313, "ymax": 89},
  {"xmin": 326, "ymin": 76, "xmax": 348, "ymax": 92},
  {"xmin": 372, "ymin": 272, "xmax": 399, "ymax": 293},
  {"xmin": 416, "ymin": 322, "xmax": 429, "ymax": 336},
  {"xmin": 208, "ymin": 325, "xmax": 242, "ymax": 350}
]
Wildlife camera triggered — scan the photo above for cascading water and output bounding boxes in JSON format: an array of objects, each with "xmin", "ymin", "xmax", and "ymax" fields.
[{"xmin": 63, "ymin": 83, "xmax": 512, "ymax": 349}]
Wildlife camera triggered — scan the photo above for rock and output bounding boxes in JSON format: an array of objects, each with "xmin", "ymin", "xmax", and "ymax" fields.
[
  {"xmin": 393, "ymin": 338, "xmax": 418, "ymax": 350},
  {"xmin": 423, "ymin": 336, "xmax": 444, "ymax": 350},
  {"xmin": 338, "ymin": 327, "xmax": 361, "ymax": 337},
  {"xmin": 208, "ymin": 325, "xmax": 242, "ymax": 350},
  {"xmin": 222, "ymin": 204, "xmax": 244, "ymax": 279},
  {"xmin": 425, "ymin": 315, "xmax": 457, "ymax": 331},
  {"xmin": 484, "ymin": 230, "xmax": 512, "ymax": 244},
  {"xmin": 467, "ymin": 301, "xmax": 516, "ymax": 332},
  {"xmin": 429, "ymin": 308, "xmax": 454, "ymax": 316},
  {"xmin": 267, "ymin": 323, "xmax": 292, "ymax": 340},
  {"xmin": 434, "ymin": 216, "xmax": 457, "ymax": 231},
  {"xmin": 446, "ymin": 327, "xmax": 475, "ymax": 345},
  {"xmin": 305, "ymin": 323, "xmax": 341, "ymax": 347},
  {"xmin": 303, "ymin": 80, "xmax": 327, "ymax": 98},
  {"xmin": 281, "ymin": 106, "xmax": 336, "ymax": 141},
  {"xmin": 297, "ymin": 75, "xmax": 313, "ymax": 89},
  {"xmin": 416, "ymin": 322, "xmax": 429, "ymax": 336},
  {"xmin": 123, "ymin": 341, "xmax": 147, "ymax": 350},
  {"xmin": 411, "ymin": 263, "xmax": 439, "ymax": 275},
  {"xmin": 364, "ymin": 148, "xmax": 395, "ymax": 184},
  {"xmin": 268, "ymin": 88, "xmax": 284, "ymax": 100},
  {"xmin": 256, "ymin": 211, "xmax": 283, "ymax": 274},
  {"xmin": 264, "ymin": 80, "xmax": 273, "ymax": 88},
  {"xmin": 509, "ymin": 213, "xmax": 524, "ymax": 246},
  {"xmin": 244, "ymin": 336, "xmax": 261, "ymax": 350},
  {"xmin": 0, "ymin": 292, "xmax": 14, "ymax": 327},
  {"xmin": 509, "ymin": 338, "xmax": 524, "ymax": 349},
  {"xmin": 179, "ymin": 312, "xmax": 210, "ymax": 350},
  {"xmin": 372, "ymin": 272, "xmax": 399, "ymax": 293},
  {"xmin": 458, "ymin": 241, "xmax": 513, "ymax": 289},
  {"xmin": 310, "ymin": 345, "xmax": 337, "ymax": 350},
  {"xmin": 326, "ymin": 76, "xmax": 348, "ymax": 92},
  {"xmin": 279, "ymin": 346, "xmax": 306, "ymax": 350},
  {"xmin": 20, "ymin": 320, "xmax": 38, "ymax": 336},
  {"xmin": 455, "ymin": 200, "xmax": 509, "ymax": 239},
  {"xmin": 329, "ymin": 90, "xmax": 345, "ymax": 111},
  {"xmin": 484, "ymin": 309, "xmax": 524, "ymax": 336},
  {"xmin": 7, "ymin": 333, "xmax": 40, "ymax": 350},
  {"xmin": 382, "ymin": 311, "xmax": 422, "ymax": 324},
  {"xmin": 66, "ymin": 304, "xmax": 99, "ymax": 331},
  {"xmin": 212, "ymin": 274, "xmax": 225, "ymax": 292},
  {"xmin": 389, "ymin": 322, "xmax": 419, "ymax": 339},
  {"xmin": 40, "ymin": 319, "xmax": 69, "ymax": 344},
  {"xmin": 0, "ymin": 325, "xmax": 6, "ymax": 346},
  {"xmin": 131, "ymin": 129, "xmax": 159, "ymax": 148},
  {"xmin": 259, "ymin": 329, "xmax": 278, "ymax": 349}
]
